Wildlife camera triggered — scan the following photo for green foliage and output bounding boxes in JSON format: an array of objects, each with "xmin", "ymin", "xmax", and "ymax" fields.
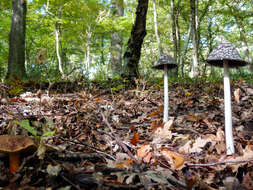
[
  {"xmin": 8, "ymin": 83, "xmax": 24, "ymax": 96},
  {"xmin": 0, "ymin": 0, "xmax": 252, "ymax": 81},
  {"xmin": 16, "ymin": 120, "xmax": 38, "ymax": 136},
  {"xmin": 16, "ymin": 119, "xmax": 56, "ymax": 138}
]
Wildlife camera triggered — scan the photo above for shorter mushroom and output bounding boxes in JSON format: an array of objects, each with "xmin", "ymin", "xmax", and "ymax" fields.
[
  {"xmin": 153, "ymin": 54, "xmax": 177, "ymax": 123},
  {"xmin": 0, "ymin": 135, "xmax": 37, "ymax": 173},
  {"xmin": 206, "ymin": 40, "xmax": 248, "ymax": 155}
]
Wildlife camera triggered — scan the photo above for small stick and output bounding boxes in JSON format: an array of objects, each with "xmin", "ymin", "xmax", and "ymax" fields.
[
  {"xmin": 100, "ymin": 109, "xmax": 140, "ymax": 164},
  {"xmin": 188, "ymin": 158, "xmax": 253, "ymax": 167}
]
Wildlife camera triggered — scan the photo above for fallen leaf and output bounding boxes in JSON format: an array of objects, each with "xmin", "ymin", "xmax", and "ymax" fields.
[
  {"xmin": 234, "ymin": 88, "xmax": 240, "ymax": 104},
  {"xmin": 161, "ymin": 150, "xmax": 185, "ymax": 169},
  {"xmin": 137, "ymin": 144, "xmax": 152, "ymax": 163},
  {"xmin": 130, "ymin": 131, "xmax": 139, "ymax": 146},
  {"xmin": 152, "ymin": 119, "xmax": 173, "ymax": 144}
]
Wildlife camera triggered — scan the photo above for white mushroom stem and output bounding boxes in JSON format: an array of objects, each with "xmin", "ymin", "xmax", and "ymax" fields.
[
  {"xmin": 223, "ymin": 60, "xmax": 235, "ymax": 155},
  {"xmin": 163, "ymin": 64, "xmax": 169, "ymax": 123}
]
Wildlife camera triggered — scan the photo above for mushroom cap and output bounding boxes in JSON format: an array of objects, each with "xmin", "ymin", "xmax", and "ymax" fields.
[
  {"xmin": 153, "ymin": 53, "xmax": 177, "ymax": 70},
  {"xmin": 206, "ymin": 40, "xmax": 248, "ymax": 68},
  {"xmin": 0, "ymin": 135, "xmax": 37, "ymax": 154}
]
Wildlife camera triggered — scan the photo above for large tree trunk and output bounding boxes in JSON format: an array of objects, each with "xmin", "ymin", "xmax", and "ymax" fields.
[
  {"xmin": 110, "ymin": 0, "xmax": 124, "ymax": 76},
  {"xmin": 6, "ymin": 0, "xmax": 27, "ymax": 80},
  {"xmin": 123, "ymin": 0, "xmax": 149, "ymax": 82}
]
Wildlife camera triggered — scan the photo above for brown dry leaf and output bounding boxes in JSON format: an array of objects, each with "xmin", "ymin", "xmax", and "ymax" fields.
[
  {"xmin": 180, "ymin": 136, "xmax": 215, "ymax": 154},
  {"xmin": 188, "ymin": 115, "xmax": 198, "ymax": 122},
  {"xmin": 161, "ymin": 150, "xmax": 185, "ymax": 169},
  {"xmin": 137, "ymin": 144, "xmax": 152, "ymax": 163},
  {"xmin": 93, "ymin": 97, "xmax": 102, "ymax": 104},
  {"xmin": 234, "ymin": 88, "xmax": 240, "ymax": 104},
  {"xmin": 152, "ymin": 119, "xmax": 173, "ymax": 144},
  {"xmin": 242, "ymin": 171, "xmax": 253, "ymax": 190},
  {"xmin": 150, "ymin": 120, "xmax": 163, "ymax": 131},
  {"xmin": 81, "ymin": 91, "xmax": 86, "ymax": 99},
  {"xmin": 113, "ymin": 159, "xmax": 134, "ymax": 169},
  {"xmin": 130, "ymin": 131, "xmax": 139, "ymax": 146},
  {"xmin": 190, "ymin": 136, "xmax": 215, "ymax": 153},
  {"xmin": 216, "ymin": 127, "xmax": 225, "ymax": 141},
  {"xmin": 148, "ymin": 106, "xmax": 163, "ymax": 117}
]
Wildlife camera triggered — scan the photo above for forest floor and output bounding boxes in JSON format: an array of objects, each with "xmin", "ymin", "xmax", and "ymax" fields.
[{"xmin": 0, "ymin": 78, "xmax": 253, "ymax": 190}]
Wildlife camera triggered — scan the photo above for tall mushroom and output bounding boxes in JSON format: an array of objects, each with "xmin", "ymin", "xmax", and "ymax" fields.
[
  {"xmin": 0, "ymin": 135, "xmax": 37, "ymax": 173},
  {"xmin": 206, "ymin": 40, "xmax": 248, "ymax": 155},
  {"xmin": 153, "ymin": 53, "xmax": 177, "ymax": 123}
]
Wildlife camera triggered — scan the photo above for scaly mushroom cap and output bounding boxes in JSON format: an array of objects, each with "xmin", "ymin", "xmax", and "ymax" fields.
[
  {"xmin": 153, "ymin": 53, "xmax": 177, "ymax": 70},
  {"xmin": 0, "ymin": 135, "xmax": 37, "ymax": 173},
  {"xmin": 206, "ymin": 40, "xmax": 248, "ymax": 68}
]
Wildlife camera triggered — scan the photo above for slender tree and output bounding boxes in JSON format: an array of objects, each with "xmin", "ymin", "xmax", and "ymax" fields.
[
  {"xmin": 152, "ymin": 0, "xmax": 162, "ymax": 55},
  {"xmin": 6, "ymin": 0, "xmax": 27, "ymax": 80},
  {"xmin": 189, "ymin": 0, "xmax": 199, "ymax": 78},
  {"xmin": 123, "ymin": 0, "xmax": 149, "ymax": 83},
  {"xmin": 110, "ymin": 0, "xmax": 124, "ymax": 75}
]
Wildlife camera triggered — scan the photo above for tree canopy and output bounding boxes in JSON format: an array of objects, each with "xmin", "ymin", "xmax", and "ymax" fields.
[{"xmin": 0, "ymin": 0, "xmax": 252, "ymax": 81}]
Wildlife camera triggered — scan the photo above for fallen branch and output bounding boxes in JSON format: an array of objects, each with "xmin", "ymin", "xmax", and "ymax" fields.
[{"xmin": 188, "ymin": 158, "xmax": 253, "ymax": 167}]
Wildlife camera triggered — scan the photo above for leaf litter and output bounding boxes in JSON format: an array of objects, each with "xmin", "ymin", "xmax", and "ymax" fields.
[{"xmin": 0, "ymin": 79, "xmax": 252, "ymax": 189}]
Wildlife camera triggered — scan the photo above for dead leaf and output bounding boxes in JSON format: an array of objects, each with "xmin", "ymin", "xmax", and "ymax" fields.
[
  {"xmin": 137, "ymin": 144, "xmax": 152, "ymax": 163},
  {"xmin": 152, "ymin": 119, "xmax": 173, "ymax": 144},
  {"xmin": 130, "ymin": 131, "xmax": 139, "ymax": 146},
  {"xmin": 161, "ymin": 150, "xmax": 185, "ymax": 169},
  {"xmin": 93, "ymin": 97, "xmax": 102, "ymax": 104},
  {"xmin": 234, "ymin": 88, "xmax": 240, "ymax": 104},
  {"xmin": 113, "ymin": 159, "xmax": 133, "ymax": 169}
]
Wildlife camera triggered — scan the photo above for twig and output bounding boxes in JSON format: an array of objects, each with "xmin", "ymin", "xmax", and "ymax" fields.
[
  {"xmin": 99, "ymin": 108, "xmax": 140, "ymax": 164},
  {"xmin": 60, "ymin": 173, "xmax": 82, "ymax": 190},
  {"xmin": 188, "ymin": 158, "xmax": 253, "ymax": 167},
  {"xmin": 57, "ymin": 137, "xmax": 116, "ymax": 161}
]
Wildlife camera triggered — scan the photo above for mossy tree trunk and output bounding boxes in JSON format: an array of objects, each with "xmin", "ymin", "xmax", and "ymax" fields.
[
  {"xmin": 6, "ymin": 0, "xmax": 27, "ymax": 81},
  {"xmin": 123, "ymin": 0, "xmax": 148, "ymax": 83}
]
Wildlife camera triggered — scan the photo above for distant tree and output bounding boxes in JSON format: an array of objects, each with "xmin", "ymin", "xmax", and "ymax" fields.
[
  {"xmin": 122, "ymin": 0, "xmax": 149, "ymax": 82},
  {"xmin": 110, "ymin": 0, "xmax": 124, "ymax": 75},
  {"xmin": 6, "ymin": 0, "xmax": 27, "ymax": 80},
  {"xmin": 189, "ymin": 0, "xmax": 199, "ymax": 78}
]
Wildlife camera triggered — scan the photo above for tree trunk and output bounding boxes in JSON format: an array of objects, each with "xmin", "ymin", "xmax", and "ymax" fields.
[
  {"xmin": 55, "ymin": 23, "xmax": 65, "ymax": 78},
  {"xmin": 179, "ymin": 25, "xmax": 191, "ymax": 77},
  {"xmin": 189, "ymin": 0, "xmax": 199, "ymax": 78},
  {"xmin": 110, "ymin": 0, "xmax": 124, "ymax": 76},
  {"xmin": 170, "ymin": 0, "xmax": 179, "ymax": 77},
  {"xmin": 123, "ymin": 0, "xmax": 149, "ymax": 83},
  {"xmin": 152, "ymin": 0, "xmax": 162, "ymax": 55},
  {"xmin": 6, "ymin": 0, "xmax": 27, "ymax": 80}
]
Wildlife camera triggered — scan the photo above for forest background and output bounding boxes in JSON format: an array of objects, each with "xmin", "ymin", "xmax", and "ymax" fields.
[{"xmin": 0, "ymin": 0, "xmax": 252, "ymax": 85}]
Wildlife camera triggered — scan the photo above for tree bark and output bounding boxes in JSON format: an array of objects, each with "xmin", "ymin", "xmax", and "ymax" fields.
[
  {"xmin": 123, "ymin": 0, "xmax": 149, "ymax": 82},
  {"xmin": 6, "ymin": 0, "xmax": 27, "ymax": 80},
  {"xmin": 110, "ymin": 0, "xmax": 124, "ymax": 75},
  {"xmin": 170, "ymin": 0, "xmax": 180, "ymax": 77},
  {"xmin": 152, "ymin": 0, "xmax": 162, "ymax": 55},
  {"xmin": 179, "ymin": 25, "xmax": 191, "ymax": 77},
  {"xmin": 55, "ymin": 23, "xmax": 65, "ymax": 78},
  {"xmin": 190, "ymin": 0, "xmax": 199, "ymax": 78}
]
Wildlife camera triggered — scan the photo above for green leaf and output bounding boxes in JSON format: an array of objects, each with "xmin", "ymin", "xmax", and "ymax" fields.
[
  {"xmin": 16, "ymin": 120, "xmax": 38, "ymax": 136},
  {"xmin": 42, "ymin": 130, "xmax": 56, "ymax": 137}
]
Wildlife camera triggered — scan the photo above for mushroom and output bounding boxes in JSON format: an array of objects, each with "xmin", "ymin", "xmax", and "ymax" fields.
[
  {"xmin": 153, "ymin": 53, "xmax": 177, "ymax": 123},
  {"xmin": 0, "ymin": 135, "xmax": 37, "ymax": 173},
  {"xmin": 206, "ymin": 40, "xmax": 248, "ymax": 155}
]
